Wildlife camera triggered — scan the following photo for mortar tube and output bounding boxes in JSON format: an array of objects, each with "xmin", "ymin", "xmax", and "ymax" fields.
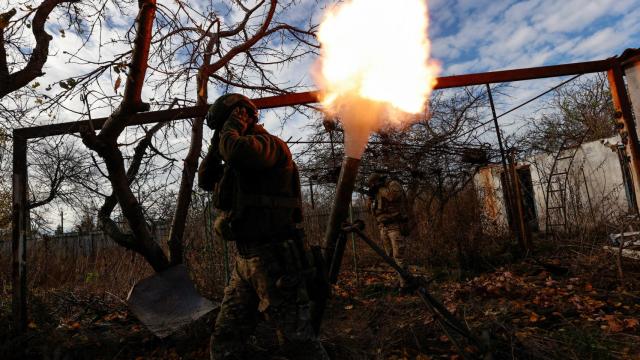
[{"xmin": 323, "ymin": 156, "xmax": 361, "ymax": 276}]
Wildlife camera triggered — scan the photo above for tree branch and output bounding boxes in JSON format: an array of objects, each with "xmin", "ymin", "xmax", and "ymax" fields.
[
  {"xmin": 166, "ymin": 39, "xmax": 213, "ymax": 265},
  {"xmin": 201, "ymin": 0, "xmax": 277, "ymax": 77},
  {"xmin": 0, "ymin": 1, "xmax": 79, "ymax": 98}
]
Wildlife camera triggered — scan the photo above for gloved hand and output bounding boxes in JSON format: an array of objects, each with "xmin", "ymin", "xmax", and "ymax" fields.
[{"xmin": 222, "ymin": 106, "xmax": 254, "ymax": 135}]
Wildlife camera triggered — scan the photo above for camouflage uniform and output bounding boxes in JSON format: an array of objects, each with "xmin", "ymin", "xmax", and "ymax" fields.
[
  {"xmin": 199, "ymin": 98, "xmax": 328, "ymax": 360},
  {"xmin": 370, "ymin": 177, "xmax": 410, "ymax": 286}
]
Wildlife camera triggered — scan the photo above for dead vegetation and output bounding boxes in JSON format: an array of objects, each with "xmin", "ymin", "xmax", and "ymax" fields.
[{"xmin": 2, "ymin": 220, "xmax": 640, "ymax": 359}]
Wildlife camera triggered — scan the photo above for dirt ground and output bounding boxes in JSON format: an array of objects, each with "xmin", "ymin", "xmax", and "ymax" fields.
[{"xmin": 1, "ymin": 238, "xmax": 640, "ymax": 360}]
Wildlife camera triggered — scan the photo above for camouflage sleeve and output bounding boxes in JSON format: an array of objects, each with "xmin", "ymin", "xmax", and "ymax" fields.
[
  {"xmin": 379, "ymin": 181, "xmax": 404, "ymax": 203},
  {"xmin": 219, "ymin": 108, "xmax": 289, "ymax": 170},
  {"xmin": 197, "ymin": 144, "xmax": 220, "ymax": 191}
]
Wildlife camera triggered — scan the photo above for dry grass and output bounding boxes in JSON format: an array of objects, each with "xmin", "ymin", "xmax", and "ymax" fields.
[{"xmin": 1, "ymin": 191, "xmax": 640, "ymax": 359}]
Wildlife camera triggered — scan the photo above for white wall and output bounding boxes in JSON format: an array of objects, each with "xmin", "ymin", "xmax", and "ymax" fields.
[{"xmin": 475, "ymin": 136, "xmax": 631, "ymax": 232}]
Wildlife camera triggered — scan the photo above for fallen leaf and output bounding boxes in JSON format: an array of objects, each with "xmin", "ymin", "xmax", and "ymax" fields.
[
  {"xmin": 529, "ymin": 312, "xmax": 539, "ymax": 323},
  {"xmin": 604, "ymin": 315, "xmax": 623, "ymax": 333},
  {"xmin": 624, "ymin": 318, "xmax": 639, "ymax": 330}
]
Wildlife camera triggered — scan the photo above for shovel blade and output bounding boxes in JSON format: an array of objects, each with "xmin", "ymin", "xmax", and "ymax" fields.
[{"xmin": 127, "ymin": 265, "xmax": 218, "ymax": 338}]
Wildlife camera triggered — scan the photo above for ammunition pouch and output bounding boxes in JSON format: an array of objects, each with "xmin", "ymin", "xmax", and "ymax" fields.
[{"xmin": 214, "ymin": 165, "xmax": 303, "ymax": 244}]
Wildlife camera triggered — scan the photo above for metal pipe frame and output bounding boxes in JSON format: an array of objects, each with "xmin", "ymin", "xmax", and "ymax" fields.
[
  {"xmin": 13, "ymin": 57, "xmax": 618, "ymax": 140},
  {"xmin": 11, "ymin": 50, "xmax": 639, "ymax": 333}
]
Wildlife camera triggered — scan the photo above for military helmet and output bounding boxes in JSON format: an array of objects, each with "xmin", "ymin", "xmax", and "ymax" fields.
[{"xmin": 206, "ymin": 93, "xmax": 258, "ymax": 130}]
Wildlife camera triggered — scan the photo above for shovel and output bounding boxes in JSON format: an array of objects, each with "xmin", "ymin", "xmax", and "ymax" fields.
[{"xmin": 127, "ymin": 265, "xmax": 218, "ymax": 338}]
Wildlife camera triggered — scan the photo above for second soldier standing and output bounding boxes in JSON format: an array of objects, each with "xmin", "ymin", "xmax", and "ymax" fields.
[{"xmin": 367, "ymin": 172, "xmax": 412, "ymax": 291}]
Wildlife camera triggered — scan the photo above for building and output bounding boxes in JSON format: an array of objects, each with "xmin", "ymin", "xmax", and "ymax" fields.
[{"xmin": 474, "ymin": 136, "xmax": 636, "ymax": 233}]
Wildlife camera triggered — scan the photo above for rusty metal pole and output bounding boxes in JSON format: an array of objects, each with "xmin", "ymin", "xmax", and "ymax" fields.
[
  {"xmin": 12, "ymin": 132, "xmax": 28, "ymax": 334},
  {"xmin": 624, "ymin": 56, "xmax": 640, "ymax": 126},
  {"xmin": 608, "ymin": 61, "xmax": 640, "ymax": 213},
  {"xmin": 622, "ymin": 51, "xmax": 640, "ymax": 214}
]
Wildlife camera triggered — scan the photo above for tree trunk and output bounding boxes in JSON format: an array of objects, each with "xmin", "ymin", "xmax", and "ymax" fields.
[
  {"xmin": 80, "ymin": 0, "xmax": 170, "ymax": 272},
  {"xmin": 167, "ymin": 41, "xmax": 214, "ymax": 265}
]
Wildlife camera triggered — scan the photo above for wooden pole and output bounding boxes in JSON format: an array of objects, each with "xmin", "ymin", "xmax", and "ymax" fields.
[{"xmin": 11, "ymin": 133, "xmax": 27, "ymax": 334}]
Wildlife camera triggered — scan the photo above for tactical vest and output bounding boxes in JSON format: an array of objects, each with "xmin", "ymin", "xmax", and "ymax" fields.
[
  {"xmin": 214, "ymin": 130, "xmax": 303, "ymax": 244},
  {"xmin": 373, "ymin": 179, "xmax": 409, "ymax": 225}
]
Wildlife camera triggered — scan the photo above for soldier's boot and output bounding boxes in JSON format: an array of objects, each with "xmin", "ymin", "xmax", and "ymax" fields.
[
  {"xmin": 395, "ymin": 262, "xmax": 412, "ymax": 294},
  {"xmin": 210, "ymin": 332, "xmax": 247, "ymax": 360},
  {"xmin": 278, "ymin": 339, "xmax": 329, "ymax": 360},
  {"xmin": 269, "ymin": 304, "xmax": 330, "ymax": 360}
]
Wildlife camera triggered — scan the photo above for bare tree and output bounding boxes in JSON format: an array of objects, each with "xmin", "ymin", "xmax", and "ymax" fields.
[
  {"xmin": 72, "ymin": 0, "xmax": 321, "ymax": 271},
  {"xmin": 519, "ymin": 74, "xmax": 616, "ymax": 156}
]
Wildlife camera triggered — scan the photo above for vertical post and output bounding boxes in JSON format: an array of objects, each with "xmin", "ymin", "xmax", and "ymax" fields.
[
  {"xmin": 12, "ymin": 132, "xmax": 27, "ymax": 334},
  {"xmin": 486, "ymin": 85, "xmax": 510, "ymax": 181},
  {"xmin": 487, "ymin": 84, "xmax": 517, "ymax": 232},
  {"xmin": 622, "ymin": 52, "xmax": 640, "ymax": 136},
  {"xmin": 508, "ymin": 151, "xmax": 530, "ymax": 251},
  {"xmin": 608, "ymin": 62, "xmax": 640, "ymax": 212}
]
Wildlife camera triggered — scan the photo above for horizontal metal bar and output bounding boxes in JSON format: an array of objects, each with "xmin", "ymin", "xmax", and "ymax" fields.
[
  {"xmin": 434, "ymin": 58, "xmax": 613, "ymax": 90},
  {"xmin": 16, "ymin": 92, "xmax": 321, "ymax": 139},
  {"xmin": 16, "ymin": 58, "xmax": 614, "ymax": 139}
]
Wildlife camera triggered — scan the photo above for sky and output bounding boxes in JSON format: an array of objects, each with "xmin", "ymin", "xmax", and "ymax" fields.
[
  {"xmin": 14, "ymin": 0, "xmax": 640, "ymax": 137},
  {"xmin": 429, "ymin": 0, "xmax": 639, "ymax": 76},
  {"xmin": 259, "ymin": 0, "xmax": 640, "ymax": 139},
  {"xmin": 420, "ymin": 0, "xmax": 640, "ymax": 139}
]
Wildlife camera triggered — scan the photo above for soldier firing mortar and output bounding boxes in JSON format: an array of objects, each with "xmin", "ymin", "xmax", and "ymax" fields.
[{"xmin": 198, "ymin": 94, "xmax": 329, "ymax": 360}]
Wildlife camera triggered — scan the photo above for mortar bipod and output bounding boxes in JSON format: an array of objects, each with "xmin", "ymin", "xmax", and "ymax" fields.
[{"xmin": 334, "ymin": 220, "xmax": 492, "ymax": 360}]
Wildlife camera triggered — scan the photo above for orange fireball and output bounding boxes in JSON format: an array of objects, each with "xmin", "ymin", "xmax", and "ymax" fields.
[{"xmin": 315, "ymin": 0, "xmax": 439, "ymax": 158}]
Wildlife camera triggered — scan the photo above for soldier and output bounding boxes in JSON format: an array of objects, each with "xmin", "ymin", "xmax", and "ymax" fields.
[
  {"xmin": 198, "ymin": 94, "xmax": 329, "ymax": 360},
  {"xmin": 367, "ymin": 172, "xmax": 411, "ymax": 290}
]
